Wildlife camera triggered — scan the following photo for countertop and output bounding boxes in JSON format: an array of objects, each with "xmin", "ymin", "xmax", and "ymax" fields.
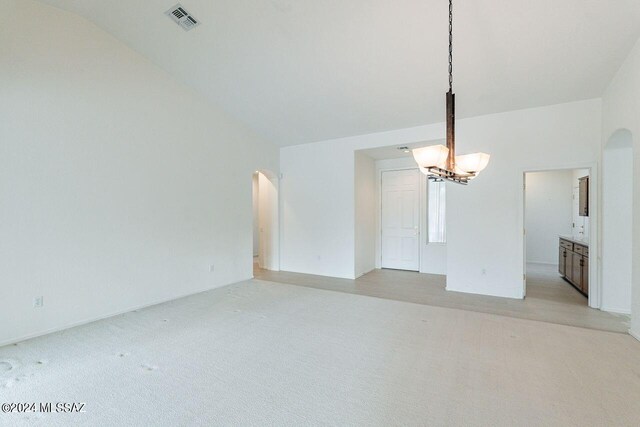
[{"xmin": 559, "ymin": 235, "xmax": 589, "ymax": 247}]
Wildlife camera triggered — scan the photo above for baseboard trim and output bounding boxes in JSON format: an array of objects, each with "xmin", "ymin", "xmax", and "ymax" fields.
[
  {"xmin": 629, "ymin": 329, "xmax": 640, "ymax": 342},
  {"xmin": 445, "ymin": 285, "xmax": 524, "ymax": 300},
  {"xmin": 0, "ymin": 277, "xmax": 252, "ymax": 349},
  {"xmin": 278, "ymin": 267, "xmax": 355, "ymax": 280},
  {"xmin": 600, "ymin": 306, "xmax": 632, "ymax": 315}
]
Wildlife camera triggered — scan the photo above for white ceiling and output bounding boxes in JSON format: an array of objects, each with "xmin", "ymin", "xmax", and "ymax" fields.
[{"xmin": 39, "ymin": 0, "xmax": 640, "ymax": 146}]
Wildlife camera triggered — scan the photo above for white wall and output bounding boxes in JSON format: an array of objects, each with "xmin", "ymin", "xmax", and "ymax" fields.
[
  {"xmin": 280, "ymin": 142, "xmax": 356, "ymax": 278},
  {"xmin": 0, "ymin": 0, "xmax": 278, "ymax": 346},
  {"xmin": 354, "ymin": 152, "xmax": 376, "ymax": 277},
  {"xmin": 602, "ymin": 135, "xmax": 633, "ymax": 314},
  {"xmin": 525, "ymin": 171, "xmax": 573, "ymax": 265},
  {"xmin": 280, "ymin": 99, "xmax": 600, "ymax": 295},
  {"xmin": 601, "ymin": 37, "xmax": 639, "ymax": 336},
  {"xmin": 374, "ymin": 157, "xmax": 447, "ymax": 275},
  {"xmin": 446, "ymin": 102, "xmax": 600, "ymax": 299}
]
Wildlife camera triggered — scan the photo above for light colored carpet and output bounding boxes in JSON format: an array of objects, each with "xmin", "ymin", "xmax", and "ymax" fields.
[{"xmin": 1, "ymin": 279, "xmax": 640, "ymax": 426}]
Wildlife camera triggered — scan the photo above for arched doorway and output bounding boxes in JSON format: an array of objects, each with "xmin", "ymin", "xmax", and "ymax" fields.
[
  {"xmin": 602, "ymin": 129, "xmax": 633, "ymax": 314},
  {"xmin": 252, "ymin": 170, "xmax": 280, "ymax": 273}
]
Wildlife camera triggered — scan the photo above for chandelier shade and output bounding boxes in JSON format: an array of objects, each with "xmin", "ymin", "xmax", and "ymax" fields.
[
  {"xmin": 412, "ymin": 145, "xmax": 449, "ymax": 170},
  {"xmin": 455, "ymin": 153, "xmax": 491, "ymax": 174}
]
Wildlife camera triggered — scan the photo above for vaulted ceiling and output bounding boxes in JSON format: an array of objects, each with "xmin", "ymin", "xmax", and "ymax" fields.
[{"xmin": 40, "ymin": 0, "xmax": 640, "ymax": 146}]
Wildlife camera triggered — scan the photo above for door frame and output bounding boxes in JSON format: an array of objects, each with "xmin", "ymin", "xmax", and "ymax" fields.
[
  {"xmin": 376, "ymin": 167, "xmax": 425, "ymax": 272},
  {"xmin": 521, "ymin": 163, "xmax": 600, "ymax": 309}
]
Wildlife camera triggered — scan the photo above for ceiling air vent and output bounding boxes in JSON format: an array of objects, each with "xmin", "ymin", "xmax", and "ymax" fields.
[{"xmin": 165, "ymin": 4, "xmax": 200, "ymax": 31}]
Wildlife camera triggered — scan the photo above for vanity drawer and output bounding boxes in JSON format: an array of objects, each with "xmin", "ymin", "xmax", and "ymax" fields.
[
  {"xmin": 574, "ymin": 244, "xmax": 588, "ymax": 256},
  {"xmin": 560, "ymin": 239, "xmax": 574, "ymax": 251}
]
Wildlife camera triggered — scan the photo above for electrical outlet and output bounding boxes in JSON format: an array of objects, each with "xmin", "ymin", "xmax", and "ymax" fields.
[
  {"xmin": 33, "ymin": 296, "xmax": 44, "ymax": 308},
  {"xmin": 209, "ymin": 264, "xmax": 215, "ymax": 273}
]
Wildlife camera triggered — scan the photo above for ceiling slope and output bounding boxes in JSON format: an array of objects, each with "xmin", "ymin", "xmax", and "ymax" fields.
[{"xmin": 38, "ymin": 0, "xmax": 640, "ymax": 146}]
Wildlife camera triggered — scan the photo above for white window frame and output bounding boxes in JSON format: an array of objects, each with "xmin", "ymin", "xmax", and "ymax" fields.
[{"xmin": 427, "ymin": 179, "xmax": 446, "ymax": 244}]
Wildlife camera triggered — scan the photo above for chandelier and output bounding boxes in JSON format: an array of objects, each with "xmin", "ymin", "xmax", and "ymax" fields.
[{"xmin": 412, "ymin": 0, "xmax": 490, "ymax": 185}]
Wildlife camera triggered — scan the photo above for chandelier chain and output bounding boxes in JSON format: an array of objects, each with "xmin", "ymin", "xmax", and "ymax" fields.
[
  {"xmin": 412, "ymin": 0, "xmax": 490, "ymax": 185},
  {"xmin": 448, "ymin": 0, "xmax": 453, "ymax": 92}
]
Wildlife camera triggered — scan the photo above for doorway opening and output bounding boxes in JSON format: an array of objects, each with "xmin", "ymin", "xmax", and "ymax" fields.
[
  {"xmin": 523, "ymin": 168, "xmax": 592, "ymax": 307},
  {"xmin": 252, "ymin": 170, "xmax": 279, "ymax": 275},
  {"xmin": 602, "ymin": 129, "xmax": 633, "ymax": 314},
  {"xmin": 354, "ymin": 143, "xmax": 448, "ymax": 280}
]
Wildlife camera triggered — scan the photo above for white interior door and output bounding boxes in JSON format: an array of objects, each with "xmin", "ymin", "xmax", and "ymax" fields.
[{"xmin": 381, "ymin": 169, "xmax": 420, "ymax": 271}]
